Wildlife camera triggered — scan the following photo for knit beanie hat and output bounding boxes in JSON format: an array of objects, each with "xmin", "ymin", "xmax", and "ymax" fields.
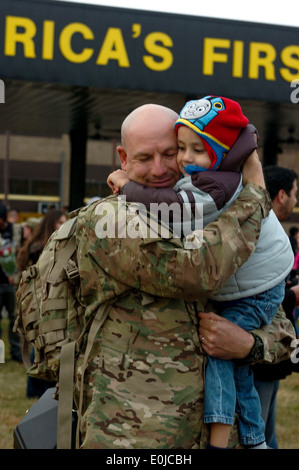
[{"xmin": 175, "ymin": 96, "xmax": 249, "ymax": 171}]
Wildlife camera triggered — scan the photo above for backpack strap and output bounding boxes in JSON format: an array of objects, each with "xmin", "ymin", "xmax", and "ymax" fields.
[
  {"xmin": 75, "ymin": 301, "xmax": 113, "ymax": 448},
  {"xmin": 56, "ymin": 301, "xmax": 113, "ymax": 449},
  {"xmin": 14, "ymin": 266, "xmax": 41, "ymax": 369},
  {"xmin": 20, "ymin": 333, "xmax": 33, "ymax": 370},
  {"xmin": 47, "ymin": 218, "xmax": 78, "ymax": 284},
  {"xmin": 57, "ymin": 340, "xmax": 77, "ymax": 449}
]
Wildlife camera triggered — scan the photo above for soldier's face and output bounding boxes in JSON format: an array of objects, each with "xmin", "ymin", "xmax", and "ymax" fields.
[{"xmin": 118, "ymin": 118, "xmax": 180, "ymax": 188}]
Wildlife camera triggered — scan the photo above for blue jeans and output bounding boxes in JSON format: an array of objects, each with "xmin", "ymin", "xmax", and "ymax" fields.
[
  {"xmin": 204, "ymin": 282, "xmax": 285, "ymax": 446},
  {"xmin": 254, "ymin": 379, "xmax": 279, "ymax": 449}
]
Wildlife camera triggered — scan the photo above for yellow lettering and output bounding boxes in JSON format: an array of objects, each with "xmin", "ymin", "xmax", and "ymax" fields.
[
  {"xmin": 280, "ymin": 45, "xmax": 299, "ymax": 82},
  {"xmin": 202, "ymin": 38, "xmax": 230, "ymax": 75},
  {"xmin": 96, "ymin": 28, "xmax": 130, "ymax": 67},
  {"xmin": 232, "ymin": 40, "xmax": 244, "ymax": 78},
  {"xmin": 5, "ymin": 16, "xmax": 36, "ymax": 58},
  {"xmin": 249, "ymin": 42, "xmax": 276, "ymax": 80},
  {"xmin": 59, "ymin": 23, "xmax": 94, "ymax": 63},
  {"xmin": 143, "ymin": 32, "xmax": 173, "ymax": 71},
  {"xmin": 132, "ymin": 23, "xmax": 141, "ymax": 39},
  {"xmin": 42, "ymin": 20, "xmax": 55, "ymax": 60}
]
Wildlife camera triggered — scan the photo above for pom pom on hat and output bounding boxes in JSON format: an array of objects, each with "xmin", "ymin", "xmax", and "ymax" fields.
[{"xmin": 175, "ymin": 96, "xmax": 249, "ymax": 170}]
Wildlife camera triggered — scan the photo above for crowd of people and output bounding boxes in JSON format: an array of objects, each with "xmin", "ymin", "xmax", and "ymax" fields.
[
  {"xmin": 0, "ymin": 206, "xmax": 67, "ymax": 396},
  {"xmin": 0, "ymin": 95, "xmax": 298, "ymax": 449}
]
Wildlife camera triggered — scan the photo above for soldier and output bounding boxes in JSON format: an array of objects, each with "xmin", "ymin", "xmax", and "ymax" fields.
[
  {"xmin": 67, "ymin": 104, "xmax": 294, "ymax": 448},
  {"xmin": 108, "ymin": 98, "xmax": 294, "ymax": 449}
]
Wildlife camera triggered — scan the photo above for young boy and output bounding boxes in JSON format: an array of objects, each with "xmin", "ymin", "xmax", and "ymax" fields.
[{"xmin": 107, "ymin": 96, "xmax": 294, "ymax": 449}]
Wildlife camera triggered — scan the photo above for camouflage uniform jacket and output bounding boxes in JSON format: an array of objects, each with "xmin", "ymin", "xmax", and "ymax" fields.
[{"xmin": 67, "ymin": 183, "xmax": 293, "ymax": 449}]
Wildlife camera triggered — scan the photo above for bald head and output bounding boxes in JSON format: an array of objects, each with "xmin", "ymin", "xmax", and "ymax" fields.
[
  {"xmin": 117, "ymin": 103, "xmax": 180, "ymax": 188},
  {"xmin": 121, "ymin": 104, "xmax": 178, "ymax": 149}
]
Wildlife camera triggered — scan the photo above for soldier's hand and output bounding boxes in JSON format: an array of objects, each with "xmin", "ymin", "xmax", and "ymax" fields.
[
  {"xmin": 198, "ymin": 311, "xmax": 255, "ymax": 360},
  {"xmin": 242, "ymin": 150, "xmax": 265, "ymax": 188}
]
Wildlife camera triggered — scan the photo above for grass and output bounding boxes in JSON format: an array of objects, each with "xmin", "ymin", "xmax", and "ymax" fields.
[
  {"xmin": 0, "ymin": 361, "xmax": 37, "ymax": 449},
  {"xmin": 0, "ymin": 318, "xmax": 298, "ymax": 449},
  {"xmin": 276, "ymin": 373, "xmax": 299, "ymax": 448},
  {"xmin": 0, "ymin": 318, "xmax": 38, "ymax": 449}
]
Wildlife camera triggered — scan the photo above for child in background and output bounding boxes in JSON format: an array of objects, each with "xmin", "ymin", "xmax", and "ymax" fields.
[{"xmin": 107, "ymin": 95, "xmax": 294, "ymax": 449}]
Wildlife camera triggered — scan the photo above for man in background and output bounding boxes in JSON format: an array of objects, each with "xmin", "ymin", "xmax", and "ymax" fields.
[{"xmin": 253, "ymin": 165, "xmax": 299, "ymax": 448}]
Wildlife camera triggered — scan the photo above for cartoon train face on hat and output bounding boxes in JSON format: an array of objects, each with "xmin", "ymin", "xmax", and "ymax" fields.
[
  {"xmin": 175, "ymin": 95, "xmax": 248, "ymax": 172},
  {"xmin": 180, "ymin": 97, "xmax": 225, "ymax": 131}
]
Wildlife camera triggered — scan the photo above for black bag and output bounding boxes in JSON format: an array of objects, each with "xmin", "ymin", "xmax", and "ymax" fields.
[
  {"xmin": 14, "ymin": 388, "xmax": 58, "ymax": 449},
  {"xmin": 13, "ymin": 388, "xmax": 77, "ymax": 449}
]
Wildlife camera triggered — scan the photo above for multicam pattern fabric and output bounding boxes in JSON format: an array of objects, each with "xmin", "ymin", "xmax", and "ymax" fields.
[
  {"xmin": 15, "ymin": 183, "xmax": 295, "ymax": 449},
  {"xmin": 70, "ymin": 183, "xmax": 293, "ymax": 449},
  {"xmin": 15, "ymin": 214, "xmax": 83, "ymax": 381}
]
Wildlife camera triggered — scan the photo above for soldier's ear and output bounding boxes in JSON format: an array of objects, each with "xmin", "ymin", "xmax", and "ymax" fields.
[
  {"xmin": 277, "ymin": 188, "xmax": 287, "ymax": 204},
  {"xmin": 117, "ymin": 146, "xmax": 128, "ymax": 170}
]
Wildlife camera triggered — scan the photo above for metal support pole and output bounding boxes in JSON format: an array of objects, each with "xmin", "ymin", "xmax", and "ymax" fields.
[{"xmin": 69, "ymin": 128, "xmax": 87, "ymax": 211}]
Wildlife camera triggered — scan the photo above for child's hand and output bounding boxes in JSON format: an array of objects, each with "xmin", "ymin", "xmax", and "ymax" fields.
[
  {"xmin": 107, "ymin": 170, "xmax": 129, "ymax": 194},
  {"xmin": 242, "ymin": 150, "xmax": 265, "ymax": 188}
]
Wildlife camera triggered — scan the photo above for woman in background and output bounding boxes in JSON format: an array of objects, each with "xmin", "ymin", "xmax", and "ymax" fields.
[{"xmin": 17, "ymin": 209, "xmax": 67, "ymax": 272}]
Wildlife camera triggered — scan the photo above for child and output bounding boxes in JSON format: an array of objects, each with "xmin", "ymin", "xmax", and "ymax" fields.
[{"xmin": 107, "ymin": 96, "xmax": 294, "ymax": 449}]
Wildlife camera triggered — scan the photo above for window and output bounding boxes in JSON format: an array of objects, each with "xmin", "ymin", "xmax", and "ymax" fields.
[
  {"xmin": 9, "ymin": 179, "xmax": 30, "ymax": 194},
  {"xmin": 32, "ymin": 180, "xmax": 59, "ymax": 196}
]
